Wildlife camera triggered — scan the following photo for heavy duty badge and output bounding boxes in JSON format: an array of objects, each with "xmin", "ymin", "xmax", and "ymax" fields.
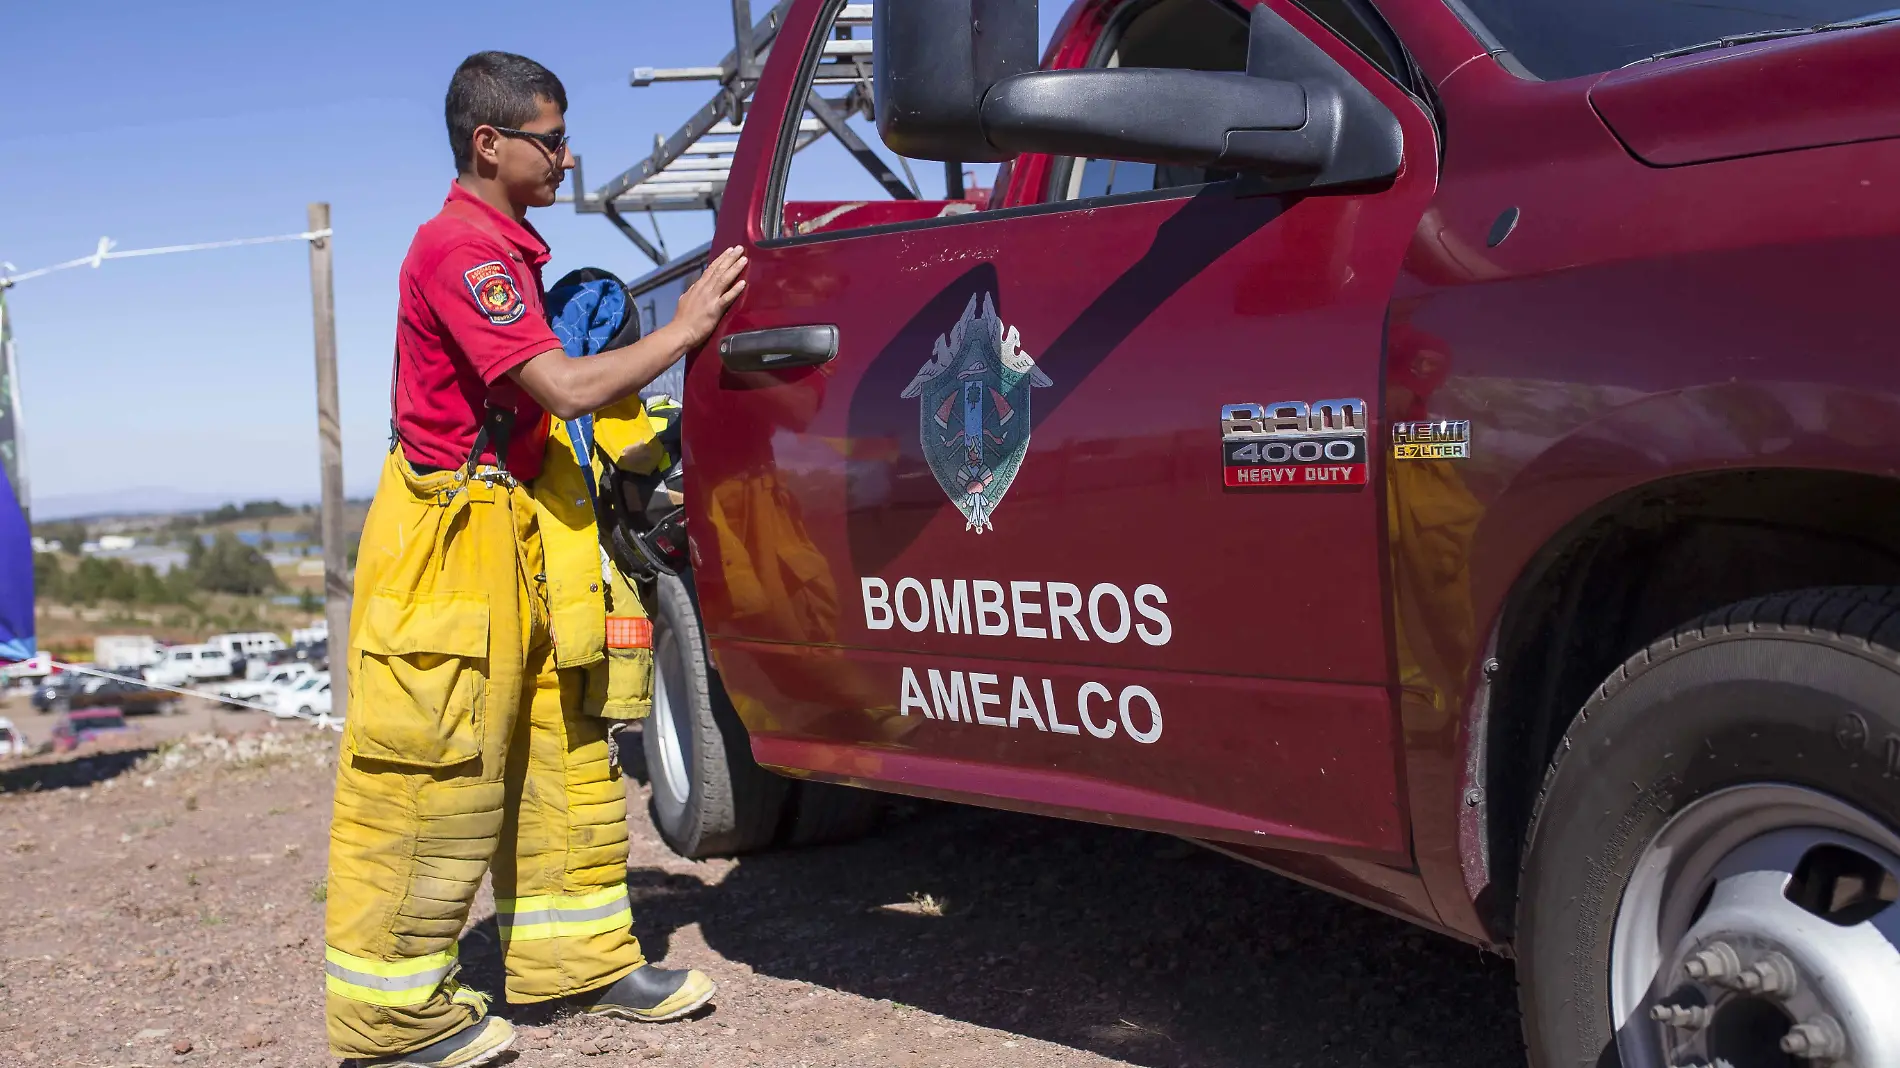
[
  {"xmin": 1220, "ymin": 399, "xmax": 1369, "ymax": 488},
  {"xmin": 1392, "ymin": 420, "xmax": 1471, "ymax": 460},
  {"xmin": 901, "ymin": 293, "xmax": 1051, "ymax": 532}
]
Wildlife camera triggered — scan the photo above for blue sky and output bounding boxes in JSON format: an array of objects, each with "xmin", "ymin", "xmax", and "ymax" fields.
[{"xmin": 2, "ymin": 1, "xmax": 1062, "ymax": 517}]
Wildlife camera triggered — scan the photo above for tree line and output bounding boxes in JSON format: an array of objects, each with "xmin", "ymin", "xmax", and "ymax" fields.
[{"xmin": 34, "ymin": 531, "xmax": 282, "ymax": 605}]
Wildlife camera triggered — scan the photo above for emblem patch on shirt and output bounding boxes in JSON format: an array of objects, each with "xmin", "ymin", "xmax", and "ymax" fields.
[
  {"xmin": 900, "ymin": 292, "xmax": 1051, "ymax": 533},
  {"xmin": 463, "ymin": 260, "xmax": 526, "ymax": 325}
]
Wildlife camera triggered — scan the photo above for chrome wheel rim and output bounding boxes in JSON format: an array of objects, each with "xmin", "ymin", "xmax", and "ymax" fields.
[
  {"xmin": 1612, "ymin": 783, "xmax": 1900, "ymax": 1068},
  {"xmin": 649, "ymin": 639, "xmax": 691, "ymax": 808}
]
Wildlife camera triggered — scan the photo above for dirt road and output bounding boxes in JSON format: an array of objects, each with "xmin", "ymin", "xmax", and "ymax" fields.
[{"xmin": 0, "ymin": 702, "xmax": 1525, "ymax": 1067}]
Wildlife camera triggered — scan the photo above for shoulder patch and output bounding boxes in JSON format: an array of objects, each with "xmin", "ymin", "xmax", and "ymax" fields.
[{"xmin": 463, "ymin": 261, "xmax": 527, "ymax": 325}]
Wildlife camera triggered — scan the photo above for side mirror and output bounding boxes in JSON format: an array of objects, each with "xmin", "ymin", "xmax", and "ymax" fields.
[
  {"xmin": 881, "ymin": 2, "xmax": 1403, "ymax": 190},
  {"xmin": 981, "ymin": 68, "xmax": 1324, "ymax": 177},
  {"xmin": 874, "ymin": 0, "xmax": 1040, "ymax": 162}
]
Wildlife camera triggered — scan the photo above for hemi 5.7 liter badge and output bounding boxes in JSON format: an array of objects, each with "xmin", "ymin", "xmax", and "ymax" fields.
[
  {"xmin": 1221, "ymin": 399, "xmax": 1369, "ymax": 488},
  {"xmin": 1392, "ymin": 419, "xmax": 1471, "ymax": 460}
]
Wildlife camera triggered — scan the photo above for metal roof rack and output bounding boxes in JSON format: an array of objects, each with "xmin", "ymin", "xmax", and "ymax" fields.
[{"xmin": 565, "ymin": 1, "xmax": 916, "ymax": 267}]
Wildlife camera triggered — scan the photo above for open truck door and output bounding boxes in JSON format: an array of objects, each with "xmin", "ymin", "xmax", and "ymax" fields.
[{"xmin": 685, "ymin": 0, "xmax": 1439, "ymax": 861}]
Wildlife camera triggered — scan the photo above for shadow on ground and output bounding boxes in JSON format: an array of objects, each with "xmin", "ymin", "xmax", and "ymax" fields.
[
  {"xmin": 465, "ymin": 727, "xmax": 1525, "ymax": 1068},
  {"xmin": 0, "ymin": 747, "xmax": 153, "ymax": 794}
]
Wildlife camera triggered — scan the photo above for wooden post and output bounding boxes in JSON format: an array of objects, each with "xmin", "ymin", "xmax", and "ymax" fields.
[{"xmin": 306, "ymin": 203, "xmax": 349, "ymax": 719}]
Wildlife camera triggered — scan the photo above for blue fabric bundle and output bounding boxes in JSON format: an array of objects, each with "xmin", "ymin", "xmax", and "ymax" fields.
[{"xmin": 547, "ymin": 274, "xmax": 639, "ymax": 504}]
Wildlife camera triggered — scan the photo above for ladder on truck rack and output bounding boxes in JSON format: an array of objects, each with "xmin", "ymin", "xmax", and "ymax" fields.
[{"xmin": 566, "ymin": 1, "xmax": 949, "ymax": 266}]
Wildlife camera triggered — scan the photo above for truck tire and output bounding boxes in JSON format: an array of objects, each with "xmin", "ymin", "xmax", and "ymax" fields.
[
  {"xmin": 642, "ymin": 571, "xmax": 791, "ymax": 857},
  {"xmin": 1517, "ymin": 587, "xmax": 1900, "ymax": 1068},
  {"xmin": 782, "ymin": 781, "xmax": 885, "ymax": 847}
]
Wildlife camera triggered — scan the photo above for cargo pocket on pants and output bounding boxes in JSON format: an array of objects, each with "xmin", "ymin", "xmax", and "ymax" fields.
[
  {"xmin": 601, "ymin": 616, "xmax": 653, "ymax": 720},
  {"xmin": 347, "ymin": 590, "xmax": 489, "ymax": 768}
]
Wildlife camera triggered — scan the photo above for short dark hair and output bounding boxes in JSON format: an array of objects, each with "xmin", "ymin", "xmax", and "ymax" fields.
[{"xmin": 445, "ymin": 51, "xmax": 568, "ymax": 172}]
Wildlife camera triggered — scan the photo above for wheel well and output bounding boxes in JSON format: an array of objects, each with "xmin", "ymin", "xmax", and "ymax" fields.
[{"xmin": 1479, "ymin": 469, "xmax": 1900, "ymax": 939}]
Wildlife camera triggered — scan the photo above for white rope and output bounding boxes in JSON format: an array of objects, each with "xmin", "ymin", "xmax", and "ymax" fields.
[
  {"xmin": 0, "ymin": 229, "xmax": 331, "ymax": 287},
  {"xmin": 47, "ymin": 659, "xmax": 331, "ymax": 724}
]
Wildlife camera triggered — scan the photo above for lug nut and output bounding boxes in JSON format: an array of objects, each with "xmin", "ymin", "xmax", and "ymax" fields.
[
  {"xmin": 1780, "ymin": 1016, "xmax": 1846, "ymax": 1060},
  {"xmin": 1684, "ymin": 942, "xmax": 1741, "ymax": 982},
  {"xmin": 1649, "ymin": 1003, "xmax": 1713, "ymax": 1029},
  {"xmin": 1738, "ymin": 952, "xmax": 1798, "ymax": 996}
]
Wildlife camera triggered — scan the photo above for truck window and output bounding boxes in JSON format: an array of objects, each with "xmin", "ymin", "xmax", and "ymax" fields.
[
  {"xmin": 762, "ymin": 0, "xmax": 996, "ymax": 241},
  {"xmin": 1451, "ymin": 0, "xmax": 1896, "ymax": 81}
]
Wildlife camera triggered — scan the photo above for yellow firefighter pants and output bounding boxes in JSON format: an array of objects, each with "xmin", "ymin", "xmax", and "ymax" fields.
[{"xmin": 324, "ymin": 452, "xmax": 645, "ymax": 1059}]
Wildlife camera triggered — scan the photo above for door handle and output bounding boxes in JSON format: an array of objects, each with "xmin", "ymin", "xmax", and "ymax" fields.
[{"xmin": 719, "ymin": 325, "xmax": 839, "ymax": 372}]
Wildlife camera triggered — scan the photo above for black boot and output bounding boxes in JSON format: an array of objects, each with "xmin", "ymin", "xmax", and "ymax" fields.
[
  {"xmin": 582, "ymin": 964, "xmax": 716, "ymax": 1022},
  {"xmin": 357, "ymin": 1017, "xmax": 514, "ymax": 1067}
]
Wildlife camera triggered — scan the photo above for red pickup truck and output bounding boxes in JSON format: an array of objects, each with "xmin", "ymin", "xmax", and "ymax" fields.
[{"xmin": 624, "ymin": 1, "xmax": 1900, "ymax": 1064}]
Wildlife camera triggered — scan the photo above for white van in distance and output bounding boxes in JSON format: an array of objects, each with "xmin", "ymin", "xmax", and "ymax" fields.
[
  {"xmin": 144, "ymin": 644, "xmax": 233, "ymax": 688},
  {"xmin": 206, "ymin": 633, "xmax": 288, "ymax": 679}
]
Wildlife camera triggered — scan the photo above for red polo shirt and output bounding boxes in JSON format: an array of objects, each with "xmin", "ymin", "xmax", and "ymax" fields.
[{"xmin": 390, "ymin": 182, "xmax": 558, "ymax": 480}]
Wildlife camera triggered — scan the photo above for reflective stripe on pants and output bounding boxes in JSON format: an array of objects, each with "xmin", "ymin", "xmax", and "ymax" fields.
[
  {"xmin": 323, "ymin": 945, "xmax": 459, "ymax": 1007},
  {"xmin": 497, "ymin": 885, "xmax": 633, "ymax": 942}
]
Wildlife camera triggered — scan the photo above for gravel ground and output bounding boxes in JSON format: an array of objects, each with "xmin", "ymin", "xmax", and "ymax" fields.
[{"xmin": 0, "ymin": 701, "xmax": 1526, "ymax": 1067}]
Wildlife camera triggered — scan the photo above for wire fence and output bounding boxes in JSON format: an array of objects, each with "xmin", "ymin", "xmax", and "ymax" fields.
[{"xmin": 2, "ymin": 229, "xmax": 331, "ymax": 288}]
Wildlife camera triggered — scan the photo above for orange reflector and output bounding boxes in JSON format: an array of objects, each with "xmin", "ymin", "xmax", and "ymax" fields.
[{"xmin": 605, "ymin": 617, "xmax": 652, "ymax": 650}]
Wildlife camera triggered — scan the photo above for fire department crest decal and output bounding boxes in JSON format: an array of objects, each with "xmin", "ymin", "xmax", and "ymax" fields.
[
  {"xmin": 463, "ymin": 260, "xmax": 526, "ymax": 325},
  {"xmin": 900, "ymin": 293, "xmax": 1051, "ymax": 533}
]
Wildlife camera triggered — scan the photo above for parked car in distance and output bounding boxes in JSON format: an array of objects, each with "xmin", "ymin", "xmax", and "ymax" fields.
[
  {"xmin": 220, "ymin": 663, "xmax": 314, "ymax": 708},
  {"xmin": 290, "ymin": 639, "xmax": 328, "ymax": 671},
  {"xmin": 50, "ymin": 708, "xmax": 132, "ymax": 752},
  {"xmin": 0, "ymin": 717, "xmax": 29, "ymax": 758},
  {"xmin": 144, "ymin": 644, "xmax": 232, "ymax": 688},
  {"xmin": 68, "ymin": 677, "xmax": 175, "ymax": 716},
  {"xmin": 29, "ymin": 672, "xmax": 83, "ymax": 713},
  {"xmin": 272, "ymin": 672, "xmax": 331, "ymax": 720},
  {"xmin": 297, "ymin": 679, "xmax": 334, "ymax": 721}
]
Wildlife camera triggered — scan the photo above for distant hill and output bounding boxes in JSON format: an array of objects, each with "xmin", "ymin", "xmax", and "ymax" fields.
[{"xmin": 31, "ymin": 487, "xmax": 320, "ymax": 521}]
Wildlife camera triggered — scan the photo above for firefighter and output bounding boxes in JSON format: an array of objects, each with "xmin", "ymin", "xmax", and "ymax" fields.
[{"xmin": 324, "ymin": 51, "xmax": 746, "ymax": 1066}]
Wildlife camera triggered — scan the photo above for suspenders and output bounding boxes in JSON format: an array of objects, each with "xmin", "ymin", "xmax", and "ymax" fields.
[{"xmin": 463, "ymin": 404, "xmax": 517, "ymax": 484}]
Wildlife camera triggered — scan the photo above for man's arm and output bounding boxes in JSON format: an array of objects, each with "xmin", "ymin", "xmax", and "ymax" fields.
[{"xmin": 510, "ymin": 246, "xmax": 747, "ymax": 419}]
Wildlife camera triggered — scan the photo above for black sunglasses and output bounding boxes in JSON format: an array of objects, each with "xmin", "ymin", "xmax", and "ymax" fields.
[{"xmin": 491, "ymin": 126, "xmax": 569, "ymax": 156}]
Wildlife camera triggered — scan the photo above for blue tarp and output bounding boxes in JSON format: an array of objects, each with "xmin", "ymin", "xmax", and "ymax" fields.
[
  {"xmin": 0, "ymin": 463, "xmax": 32, "ymax": 661},
  {"xmin": 0, "ymin": 293, "xmax": 29, "ymax": 662}
]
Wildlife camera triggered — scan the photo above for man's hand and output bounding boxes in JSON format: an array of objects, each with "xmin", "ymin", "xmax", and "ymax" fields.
[
  {"xmin": 507, "ymin": 247, "xmax": 748, "ymax": 420},
  {"xmin": 670, "ymin": 246, "xmax": 748, "ymax": 350}
]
